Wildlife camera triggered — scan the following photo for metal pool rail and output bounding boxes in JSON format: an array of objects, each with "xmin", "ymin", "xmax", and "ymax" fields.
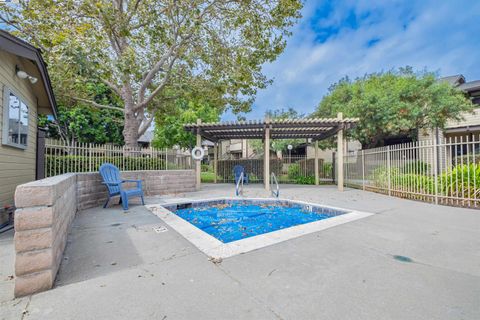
[
  {"xmin": 271, "ymin": 172, "xmax": 279, "ymax": 198},
  {"xmin": 235, "ymin": 171, "xmax": 244, "ymax": 196}
]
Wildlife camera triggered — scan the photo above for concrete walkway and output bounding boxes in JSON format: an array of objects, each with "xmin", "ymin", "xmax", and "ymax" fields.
[{"xmin": 1, "ymin": 184, "xmax": 480, "ymax": 319}]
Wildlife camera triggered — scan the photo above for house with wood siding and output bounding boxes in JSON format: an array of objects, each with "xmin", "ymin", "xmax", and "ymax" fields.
[
  {"xmin": 419, "ymin": 75, "xmax": 480, "ymax": 145},
  {"xmin": 0, "ymin": 30, "xmax": 57, "ymax": 226}
]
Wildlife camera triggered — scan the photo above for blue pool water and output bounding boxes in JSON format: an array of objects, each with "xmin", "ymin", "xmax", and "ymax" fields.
[{"xmin": 172, "ymin": 201, "xmax": 344, "ymax": 243}]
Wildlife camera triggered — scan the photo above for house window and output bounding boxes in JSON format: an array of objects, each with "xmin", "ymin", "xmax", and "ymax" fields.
[{"xmin": 2, "ymin": 86, "xmax": 29, "ymax": 149}]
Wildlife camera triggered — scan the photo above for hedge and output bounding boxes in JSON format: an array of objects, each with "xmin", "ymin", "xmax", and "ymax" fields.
[
  {"xmin": 45, "ymin": 155, "xmax": 168, "ymax": 176},
  {"xmin": 217, "ymin": 159, "xmax": 283, "ymax": 181}
]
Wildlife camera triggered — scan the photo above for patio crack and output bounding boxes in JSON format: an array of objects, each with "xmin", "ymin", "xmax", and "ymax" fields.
[
  {"xmin": 20, "ymin": 296, "xmax": 32, "ymax": 320},
  {"xmin": 214, "ymin": 265, "xmax": 285, "ymax": 320}
]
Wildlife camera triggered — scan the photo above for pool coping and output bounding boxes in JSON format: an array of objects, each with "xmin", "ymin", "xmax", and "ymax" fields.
[{"xmin": 145, "ymin": 197, "xmax": 374, "ymax": 259}]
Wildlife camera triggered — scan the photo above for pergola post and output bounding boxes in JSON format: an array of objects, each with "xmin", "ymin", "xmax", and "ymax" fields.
[
  {"xmin": 196, "ymin": 119, "xmax": 202, "ymax": 190},
  {"xmin": 264, "ymin": 117, "xmax": 270, "ymax": 191},
  {"xmin": 337, "ymin": 112, "xmax": 344, "ymax": 191},
  {"xmin": 213, "ymin": 142, "xmax": 218, "ymax": 184},
  {"xmin": 314, "ymin": 140, "xmax": 319, "ymax": 186}
]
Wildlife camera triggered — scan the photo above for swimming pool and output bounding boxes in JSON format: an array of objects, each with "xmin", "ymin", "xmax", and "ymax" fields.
[
  {"xmin": 146, "ymin": 198, "xmax": 373, "ymax": 259},
  {"xmin": 171, "ymin": 200, "xmax": 347, "ymax": 243}
]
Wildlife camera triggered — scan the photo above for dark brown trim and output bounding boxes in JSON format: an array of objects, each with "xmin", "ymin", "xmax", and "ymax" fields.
[{"xmin": 36, "ymin": 128, "xmax": 46, "ymax": 180}]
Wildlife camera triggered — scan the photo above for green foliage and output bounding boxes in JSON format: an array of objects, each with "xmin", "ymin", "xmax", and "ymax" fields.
[
  {"xmin": 217, "ymin": 159, "xmax": 283, "ymax": 181},
  {"xmin": 402, "ymin": 161, "xmax": 431, "ymax": 174},
  {"xmin": 287, "ymin": 163, "xmax": 301, "ymax": 179},
  {"xmin": 441, "ymin": 163, "xmax": 480, "ymax": 199},
  {"xmin": 45, "ymin": 155, "xmax": 166, "ymax": 176},
  {"xmin": 322, "ymin": 162, "xmax": 333, "ymax": 175},
  {"xmin": 3, "ymin": 0, "xmax": 303, "ymax": 146},
  {"xmin": 293, "ymin": 175, "xmax": 315, "ymax": 185},
  {"xmin": 153, "ymin": 100, "xmax": 220, "ymax": 148},
  {"xmin": 40, "ymin": 106, "xmax": 124, "ymax": 145},
  {"xmin": 371, "ymin": 163, "xmax": 480, "ymax": 198},
  {"xmin": 371, "ymin": 166, "xmax": 435, "ymax": 193},
  {"xmin": 201, "ymin": 164, "xmax": 213, "ymax": 173},
  {"xmin": 39, "ymin": 83, "xmax": 124, "ymax": 145},
  {"xmin": 314, "ymin": 67, "xmax": 475, "ymax": 148},
  {"xmin": 286, "ymin": 161, "xmax": 330, "ymax": 184},
  {"xmin": 201, "ymin": 172, "xmax": 218, "ymax": 183}
]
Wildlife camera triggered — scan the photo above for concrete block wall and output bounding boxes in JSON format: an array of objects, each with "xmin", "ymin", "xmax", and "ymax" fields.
[
  {"xmin": 13, "ymin": 170, "xmax": 195, "ymax": 296},
  {"xmin": 76, "ymin": 170, "xmax": 196, "ymax": 210},
  {"xmin": 14, "ymin": 173, "xmax": 77, "ymax": 297}
]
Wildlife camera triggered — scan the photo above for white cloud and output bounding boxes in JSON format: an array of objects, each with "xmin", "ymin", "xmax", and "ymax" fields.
[{"xmin": 222, "ymin": 0, "xmax": 480, "ymax": 120}]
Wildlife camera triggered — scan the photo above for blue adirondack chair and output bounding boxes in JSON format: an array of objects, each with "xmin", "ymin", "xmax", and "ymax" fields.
[
  {"xmin": 233, "ymin": 165, "xmax": 249, "ymax": 184},
  {"xmin": 99, "ymin": 163, "xmax": 145, "ymax": 210}
]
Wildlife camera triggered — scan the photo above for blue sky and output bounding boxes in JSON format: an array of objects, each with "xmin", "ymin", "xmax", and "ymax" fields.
[{"xmin": 222, "ymin": 0, "xmax": 480, "ymax": 120}]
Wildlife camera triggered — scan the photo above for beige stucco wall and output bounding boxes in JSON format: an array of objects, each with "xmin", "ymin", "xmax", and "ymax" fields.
[{"xmin": 0, "ymin": 50, "xmax": 39, "ymax": 208}]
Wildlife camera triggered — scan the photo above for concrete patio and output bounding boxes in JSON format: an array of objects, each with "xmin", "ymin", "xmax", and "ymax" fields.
[{"xmin": 1, "ymin": 184, "xmax": 480, "ymax": 319}]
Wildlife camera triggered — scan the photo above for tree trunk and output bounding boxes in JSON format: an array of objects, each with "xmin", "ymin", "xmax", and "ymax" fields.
[
  {"xmin": 123, "ymin": 109, "xmax": 140, "ymax": 149},
  {"xmin": 121, "ymin": 83, "xmax": 141, "ymax": 150}
]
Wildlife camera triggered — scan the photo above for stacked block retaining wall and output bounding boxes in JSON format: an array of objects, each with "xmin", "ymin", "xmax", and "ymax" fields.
[{"xmin": 13, "ymin": 169, "xmax": 195, "ymax": 297}]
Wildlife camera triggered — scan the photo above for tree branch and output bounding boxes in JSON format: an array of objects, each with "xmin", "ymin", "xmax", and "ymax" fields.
[
  {"xmin": 72, "ymin": 97, "xmax": 124, "ymax": 112},
  {"xmin": 0, "ymin": 15, "xmax": 50, "ymax": 52},
  {"xmin": 100, "ymin": 78, "xmax": 122, "ymax": 97},
  {"xmin": 134, "ymin": 56, "xmax": 177, "ymax": 111},
  {"xmin": 138, "ymin": 115, "xmax": 154, "ymax": 137},
  {"xmin": 138, "ymin": 45, "xmax": 177, "ymax": 103}
]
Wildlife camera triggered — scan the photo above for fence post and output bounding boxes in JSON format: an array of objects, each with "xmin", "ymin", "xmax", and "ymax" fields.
[
  {"xmin": 433, "ymin": 134, "xmax": 439, "ymax": 205},
  {"xmin": 362, "ymin": 150, "xmax": 365, "ymax": 191},
  {"xmin": 165, "ymin": 148, "xmax": 168, "ymax": 170},
  {"xmin": 88, "ymin": 143, "xmax": 93, "ymax": 172},
  {"xmin": 36, "ymin": 129, "xmax": 46, "ymax": 180},
  {"xmin": 332, "ymin": 152, "xmax": 336, "ymax": 183},
  {"xmin": 314, "ymin": 140, "xmax": 319, "ymax": 186},
  {"xmin": 387, "ymin": 146, "xmax": 391, "ymax": 196}
]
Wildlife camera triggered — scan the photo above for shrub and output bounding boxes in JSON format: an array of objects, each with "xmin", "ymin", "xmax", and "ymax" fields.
[
  {"xmin": 45, "ymin": 155, "xmax": 167, "ymax": 176},
  {"xmin": 201, "ymin": 164, "xmax": 213, "ymax": 172},
  {"xmin": 403, "ymin": 161, "xmax": 431, "ymax": 174},
  {"xmin": 371, "ymin": 166, "xmax": 434, "ymax": 193},
  {"xmin": 287, "ymin": 163, "xmax": 300, "ymax": 179},
  {"xmin": 217, "ymin": 159, "xmax": 282, "ymax": 180},
  {"xmin": 294, "ymin": 175, "xmax": 315, "ymax": 185},
  {"xmin": 201, "ymin": 172, "xmax": 217, "ymax": 183},
  {"xmin": 440, "ymin": 163, "xmax": 480, "ymax": 198}
]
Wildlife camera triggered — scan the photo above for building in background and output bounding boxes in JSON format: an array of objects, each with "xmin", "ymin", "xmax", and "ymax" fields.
[{"xmin": 419, "ymin": 75, "xmax": 480, "ymax": 147}]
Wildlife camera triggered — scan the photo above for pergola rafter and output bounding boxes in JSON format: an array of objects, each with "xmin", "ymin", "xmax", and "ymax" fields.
[
  {"xmin": 184, "ymin": 115, "xmax": 358, "ymax": 192},
  {"xmin": 184, "ymin": 117, "xmax": 358, "ymax": 141}
]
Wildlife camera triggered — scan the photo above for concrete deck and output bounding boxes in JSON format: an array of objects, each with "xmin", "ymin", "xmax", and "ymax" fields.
[{"xmin": 1, "ymin": 184, "xmax": 480, "ymax": 319}]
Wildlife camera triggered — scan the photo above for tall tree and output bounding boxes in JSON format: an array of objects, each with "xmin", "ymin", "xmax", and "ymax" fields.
[
  {"xmin": 313, "ymin": 68, "xmax": 475, "ymax": 148},
  {"xmin": 1, "ymin": 0, "xmax": 302, "ymax": 148}
]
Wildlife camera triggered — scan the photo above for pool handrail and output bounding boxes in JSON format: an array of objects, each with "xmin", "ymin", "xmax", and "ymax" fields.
[
  {"xmin": 235, "ymin": 171, "xmax": 244, "ymax": 196},
  {"xmin": 271, "ymin": 172, "xmax": 279, "ymax": 198}
]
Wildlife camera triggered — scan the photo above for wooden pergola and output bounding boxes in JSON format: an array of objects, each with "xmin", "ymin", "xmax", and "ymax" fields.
[{"xmin": 184, "ymin": 113, "xmax": 358, "ymax": 191}]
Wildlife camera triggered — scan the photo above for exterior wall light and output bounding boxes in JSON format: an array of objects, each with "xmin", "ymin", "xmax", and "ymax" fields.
[{"xmin": 15, "ymin": 65, "xmax": 38, "ymax": 84}]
